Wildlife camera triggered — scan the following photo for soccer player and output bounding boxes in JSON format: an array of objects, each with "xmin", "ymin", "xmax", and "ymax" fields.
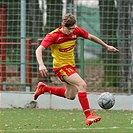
[{"xmin": 34, "ymin": 13, "xmax": 119, "ymax": 126}]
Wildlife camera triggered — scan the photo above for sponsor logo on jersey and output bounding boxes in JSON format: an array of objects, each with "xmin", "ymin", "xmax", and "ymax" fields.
[{"xmin": 59, "ymin": 45, "xmax": 75, "ymax": 52}]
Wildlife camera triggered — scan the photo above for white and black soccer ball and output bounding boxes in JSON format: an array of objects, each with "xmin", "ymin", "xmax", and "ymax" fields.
[{"xmin": 98, "ymin": 92, "xmax": 115, "ymax": 109}]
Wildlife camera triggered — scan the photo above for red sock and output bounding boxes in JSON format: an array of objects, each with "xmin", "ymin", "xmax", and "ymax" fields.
[
  {"xmin": 43, "ymin": 85, "xmax": 66, "ymax": 98},
  {"xmin": 78, "ymin": 92, "xmax": 90, "ymax": 118}
]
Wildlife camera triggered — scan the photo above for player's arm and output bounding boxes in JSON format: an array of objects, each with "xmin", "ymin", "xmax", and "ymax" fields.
[
  {"xmin": 87, "ymin": 34, "xmax": 119, "ymax": 52},
  {"xmin": 36, "ymin": 45, "xmax": 48, "ymax": 77}
]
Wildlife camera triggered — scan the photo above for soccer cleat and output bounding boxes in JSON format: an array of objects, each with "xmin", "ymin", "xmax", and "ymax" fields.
[
  {"xmin": 34, "ymin": 82, "xmax": 46, "ymax": 100},
  {"xmin": 86, "ymin": 111, "xmax": 102, "ymax": 126}
]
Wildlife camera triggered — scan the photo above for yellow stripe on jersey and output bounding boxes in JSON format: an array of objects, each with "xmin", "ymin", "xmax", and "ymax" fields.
[{"xmin": 49, "ymin": 28, "xmax": 58, "ymax": 34}]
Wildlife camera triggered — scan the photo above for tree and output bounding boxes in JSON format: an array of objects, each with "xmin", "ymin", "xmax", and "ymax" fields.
[
  {"xmin": 117, "ymin": 0, "xmax": 131, "ymax": 91},
  {"xmin": 129, "ymin": 2, "xmax": 133, "ymax": 93},
  {"xmin": 28, "ymin": 0, "xmax": 43, "ymax": 40},
  {"xmin": 45, "ymin": 0, "xmax": 63, "ymax": 33},
  {"xmin": 99, "ymin": 0, "xmax": 119, "ymax": 87}
]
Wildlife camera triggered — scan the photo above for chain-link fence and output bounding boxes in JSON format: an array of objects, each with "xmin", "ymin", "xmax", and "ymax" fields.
[{"xmin": 0, "ymin": 0, "xmax": 133, "ymax": 94}]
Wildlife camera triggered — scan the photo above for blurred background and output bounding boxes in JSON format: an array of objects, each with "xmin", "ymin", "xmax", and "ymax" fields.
[{"xmin": 0, "ymin": 0, "xmax": 133, "ymax": 94}]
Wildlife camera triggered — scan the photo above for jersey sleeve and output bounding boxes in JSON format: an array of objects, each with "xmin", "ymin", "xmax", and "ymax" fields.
[
  {"xmin": 75, "ymin": 26, "xmax": 89, "ymax": 39},
  {"xmin": 41, "ymin": 33, "xmax": 56, "ymax": 48}
]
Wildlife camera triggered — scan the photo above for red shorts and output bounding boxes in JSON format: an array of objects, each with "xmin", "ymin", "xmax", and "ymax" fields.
[{"xmin": 53, "ymin": 65, "xmax": 76, "ymax": 82}]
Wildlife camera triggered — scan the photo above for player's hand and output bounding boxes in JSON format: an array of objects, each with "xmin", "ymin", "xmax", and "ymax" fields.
[
  {"xmin": 107, "ymin": 45, "xmax": 119, "ymax": 52},
  {"xmin": 39, "ymin": 65, "xmax": 48, "ymax": 77}
]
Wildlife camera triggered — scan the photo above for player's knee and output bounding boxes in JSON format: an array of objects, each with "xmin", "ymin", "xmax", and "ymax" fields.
[
  {"xmin": 67, "ymin": 96, "xmax": 76, "ymax": 100},
  {"xmin": 65, "ymin": 93, "xmax": 76, "ymax": 100},
  {"xmin": 78, "ymin": 82, "xmax": 87, "ymax": 91}
]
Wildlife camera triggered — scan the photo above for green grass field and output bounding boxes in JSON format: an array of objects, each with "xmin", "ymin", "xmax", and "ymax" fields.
[{"xmin": 0, "ymin": 109, "xmax": 132, "ymax": 133}]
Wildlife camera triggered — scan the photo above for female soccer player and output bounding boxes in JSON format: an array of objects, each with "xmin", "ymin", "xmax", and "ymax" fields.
[{"xmin": 34, "ymin": 13, "xmax": 119, "ymax": 126}]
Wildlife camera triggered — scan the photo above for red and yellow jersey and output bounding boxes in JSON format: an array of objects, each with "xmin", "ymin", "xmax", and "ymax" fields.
[{"xmin": 41, "ymin": 26, "xmax": 89, "ymax": 68}]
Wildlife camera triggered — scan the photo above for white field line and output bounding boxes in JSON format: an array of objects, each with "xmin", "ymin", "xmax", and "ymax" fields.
[{"xmin": 0, "ymin": 126, "xmax": 133, "ymax": 132}]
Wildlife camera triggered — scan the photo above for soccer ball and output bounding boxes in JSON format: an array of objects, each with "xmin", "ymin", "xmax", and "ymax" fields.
[{"xmin": 98, "ymin": 92, "xmax": 115, "ymax": 109}]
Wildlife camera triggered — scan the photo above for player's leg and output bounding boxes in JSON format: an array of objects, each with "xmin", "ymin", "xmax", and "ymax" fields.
[
  {"xmin": 63, "ymin": 82, "xmax": 77, "ymax": 100},
  {"xmin": 63, "ymin": 73, "xmax": 91, "ymax": 117},
  {"xmin": 33, "ymin": 72, "xmax": 85, "ymax": 100},
  {"xmin": 34, "ymin": 82, "xmax": 66, "ymax": 100},
  {"xmin": 63, "ymin": 73, "xmax": 102, "ymax": 126},
  {"xmin": 33, "ymin": 78, "xmax": 78, "ymax": 101}
]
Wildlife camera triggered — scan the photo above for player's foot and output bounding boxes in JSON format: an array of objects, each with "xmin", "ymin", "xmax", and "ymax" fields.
[
  {"xmin": 86, "ymin": 111, "xmax": 102, "ymax": 126},
  {"xmin": 34, "ymin": 82, "xmax": 46, "ymax": 100}
]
